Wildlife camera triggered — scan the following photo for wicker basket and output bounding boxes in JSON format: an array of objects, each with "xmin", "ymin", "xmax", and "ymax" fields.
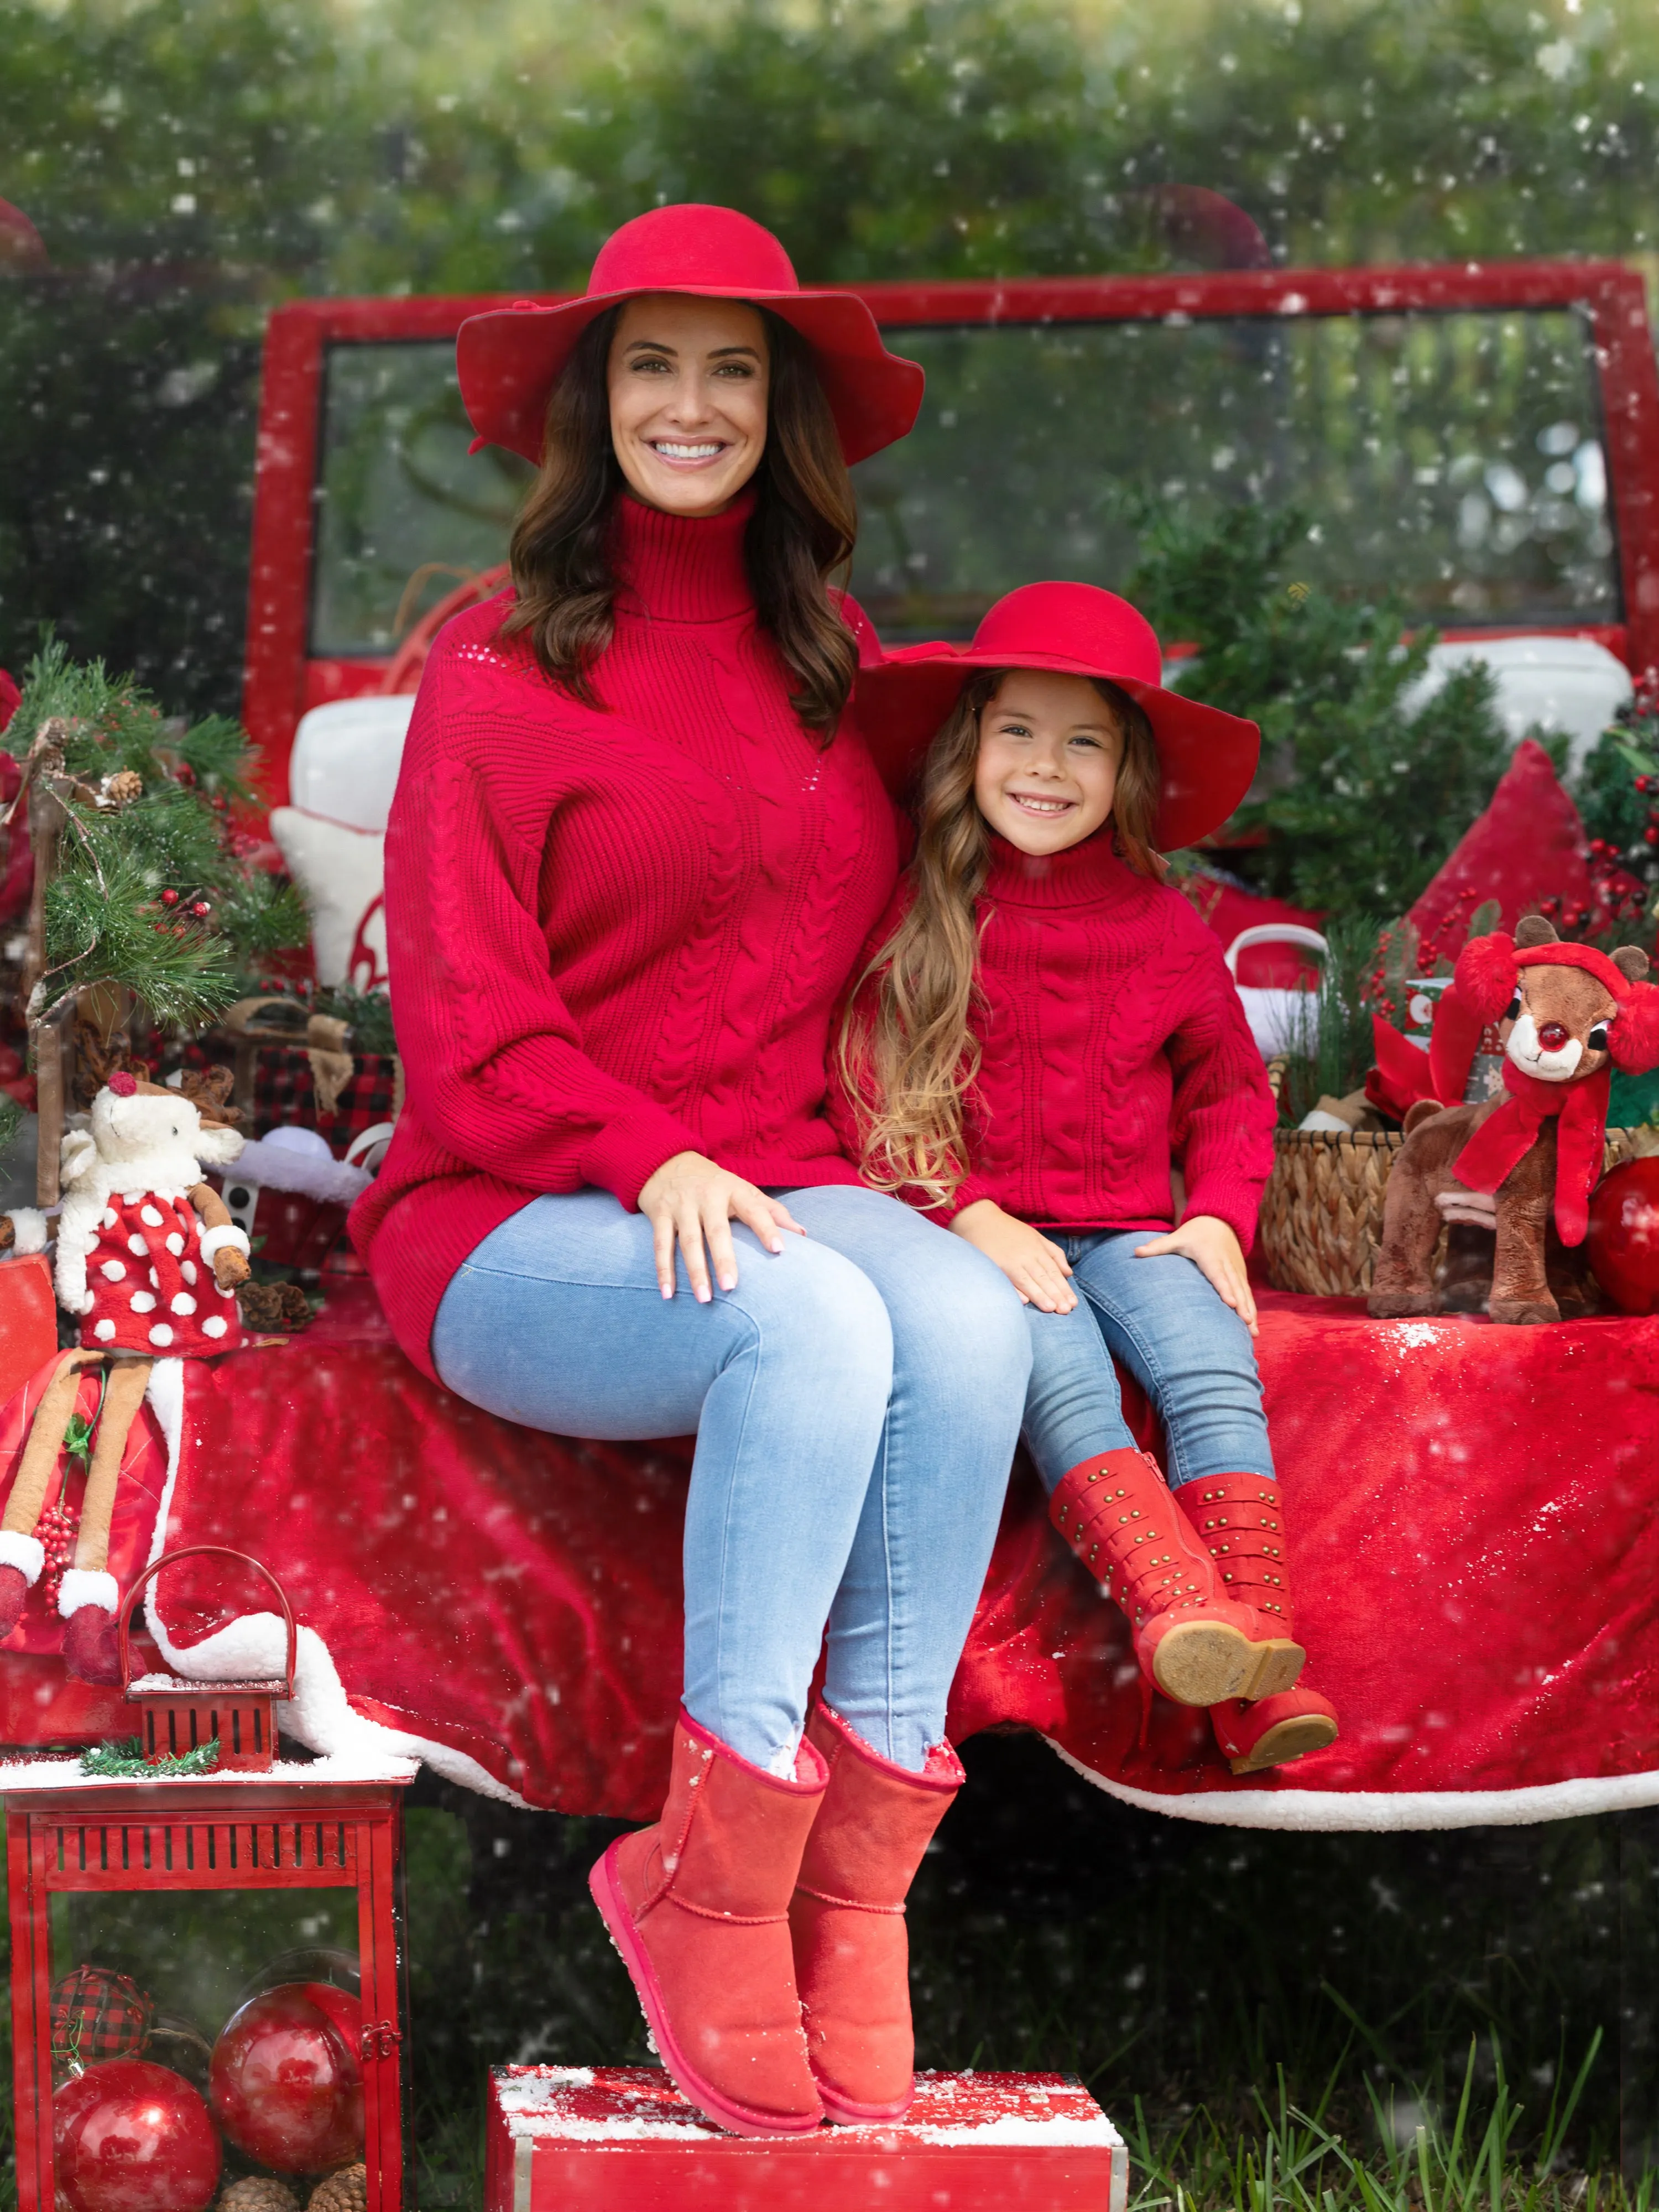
[{"xmin": 1259, "ymin": 1123, "xmax": 1659, "ymax": 1298}]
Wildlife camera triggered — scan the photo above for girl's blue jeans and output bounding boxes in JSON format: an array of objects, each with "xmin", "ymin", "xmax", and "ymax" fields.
[
  {"xmin": 431, "ymin": 1185, "xmax": 1031, "ymax": 1776},
  {"xmin": 1020, "ymin": 1230, "xmax": 1275, "ymax": 1493}
]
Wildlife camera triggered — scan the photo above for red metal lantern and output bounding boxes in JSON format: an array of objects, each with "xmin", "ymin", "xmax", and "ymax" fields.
[
  {"xmin": 7, "ymin": 1764, "xmax": 410, "ymax": 2212},
  {"xmin": 118, "ymin": 1548, "xmax": 296, "ymax": 1772}
]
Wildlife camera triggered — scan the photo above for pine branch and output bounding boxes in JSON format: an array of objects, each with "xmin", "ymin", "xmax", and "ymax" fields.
[
  {"xmin": 82, "ymin": 1735, "xmax": 220, "ymax": 1780},
  {"xmin": 43, "ymin": 849, "xmax": 238, "ymax": 1032},
  {"xmin": 216, "ymin": 868, "xmax": 311, "ymax": 963}
]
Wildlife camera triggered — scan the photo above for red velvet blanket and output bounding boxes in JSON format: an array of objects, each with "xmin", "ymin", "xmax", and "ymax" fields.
[{"xmin": 3, "ymin": 1286, "xmax": 1657, "ymax": 1830}]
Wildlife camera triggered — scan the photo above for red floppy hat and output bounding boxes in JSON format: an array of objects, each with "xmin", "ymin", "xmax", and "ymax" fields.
[
  {"xmin": 854, "ymin": 581, "xmax": 1261, "ymax": 850},
  {"xmin": 457, "ymin": 203, "xmax": 925, "ymax": 467}
]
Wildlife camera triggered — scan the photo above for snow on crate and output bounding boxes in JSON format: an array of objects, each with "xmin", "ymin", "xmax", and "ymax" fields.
[{"xmin": 486, "ymin": 2064, "xmax": 1126, "ymax": 2212}]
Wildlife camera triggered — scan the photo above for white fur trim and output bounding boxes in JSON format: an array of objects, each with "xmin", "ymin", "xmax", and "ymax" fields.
[
  {"xmin": 7, "ymin": 1209, "xmax": 48, "ymax": 1256},
  {"xmin": 199, "ymin": 1224, "xmax": 251, "ymax": 1265},
  {"xmin": 1047, "ymin": 1738, "xmax": 1659, "ymax": 1833},
  {"xmin": 139, "ymin": 1361, "xmax": 530, "ymax": 1807},
  {"xmin": 58, "ymin": 1568, "xmax": 118, "ymax": 1619},
  {"xmin": 0, "ymin": 1531, "xmax": 44, "ymax": 1584}
]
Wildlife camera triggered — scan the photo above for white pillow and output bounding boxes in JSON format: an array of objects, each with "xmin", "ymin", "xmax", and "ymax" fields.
[
  {"xmin": 269, "ymin": 806, "xmax": 387, "ymax": 992},
  {"xmin": 288, "ymin": 695, "xmax": 415, "ymax": 833}
]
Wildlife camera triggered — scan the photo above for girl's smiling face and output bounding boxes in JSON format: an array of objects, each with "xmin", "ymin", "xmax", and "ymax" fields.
[
  {"xmin": 607, "ymin": 293, "xmax": 770, "ymax": 517},
  {"xmin": 973, "ymin": 669, "xmax": 1124, "ymax": 856}
]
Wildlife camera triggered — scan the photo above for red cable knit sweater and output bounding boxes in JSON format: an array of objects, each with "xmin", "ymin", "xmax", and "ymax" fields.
[
  {"xmin": 834, "ymin": 831, "xmax": 1277, "ymax": 1248},
  {"xmin": 351, "ymin": 491, "xmax": 899, "ymax": 1377}
]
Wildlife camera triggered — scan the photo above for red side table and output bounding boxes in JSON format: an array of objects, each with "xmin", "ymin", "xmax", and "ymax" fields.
[
  {"xmin": 486, "ymin": 2063, "xmax": 1127, "ymax": 2212},
  {"xmin": 6, "ymin": 1761, "xmax": 411, "ymax": 2212}
]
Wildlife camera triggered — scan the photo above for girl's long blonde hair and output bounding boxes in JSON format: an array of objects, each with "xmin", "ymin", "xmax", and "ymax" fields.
[{"xmin": 839, "ymin": 669, "xmax": 1164, "ymax": 1207}]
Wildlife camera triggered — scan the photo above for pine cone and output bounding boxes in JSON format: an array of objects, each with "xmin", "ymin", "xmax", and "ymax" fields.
[
  {"xmin": 307, "ymin": 2166, "xmax": 367, "ymax": 2212},
  {"xmin": 100, "ymin": 769, "xmax": 143, "ymax": 806},
  {"xmin": 237, "ymin": 1280, "xmax": 312, "ymax": 1333},
  {"xmin": 220, "ymin": 2180, "xmax": 300, "ymax": 2212}
]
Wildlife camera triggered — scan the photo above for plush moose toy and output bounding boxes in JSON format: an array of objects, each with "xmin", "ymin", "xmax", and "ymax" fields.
[
  {"xmin": 1369, "ymin": 915, "xmax": 1659, "ymax": 1325},
  {"xmin": 0, "ymin": 1071, "xmax": 249, "ymax": 1682}
]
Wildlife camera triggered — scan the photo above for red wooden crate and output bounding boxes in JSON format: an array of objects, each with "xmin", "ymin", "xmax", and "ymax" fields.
[{"xmin": 485, "ymin": 2064, "xmax": 1126, "ymax": 2211}]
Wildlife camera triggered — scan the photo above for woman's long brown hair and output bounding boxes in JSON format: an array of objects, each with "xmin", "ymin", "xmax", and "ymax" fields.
[
  {"xmin": 502, "ymin": 303, "xmax": 858, "ymax": 734},
  {"xmin": 839, "ymin": 671, "xmax": 1164, "ymax": 1207}
]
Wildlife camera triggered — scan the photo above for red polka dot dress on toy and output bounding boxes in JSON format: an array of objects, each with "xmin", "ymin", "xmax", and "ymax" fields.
[{"xmin": 81, "ymin": 1195, "xmax": 244, "ymax": 1356}]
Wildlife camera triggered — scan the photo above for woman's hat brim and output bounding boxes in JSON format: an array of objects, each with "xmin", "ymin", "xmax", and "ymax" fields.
[
  {"xmin": 458, "ymin": 286, "xmax": 925, "ymax": 467},
  {"xmin": 854, "ymin": 648, "xmax": 1261, "ymax": 851}
]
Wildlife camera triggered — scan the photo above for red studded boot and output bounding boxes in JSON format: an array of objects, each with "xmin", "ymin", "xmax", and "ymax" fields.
[
  {"xmin": 790, "ymin": 1703, "xmax": 964, "ymax": 2126},
  {"xmin": 589, "ymin": 1710, "xmax": 828, "ymax": 2137},
  {"xmin": 1174, "ymin": 1473, "xmax": 1339, "ymax": 1773},
  {"xmin": 1050, "ymin": 1449, "xmax": 1304, "ymax": 1707},
  {"xmin": 1210, "ymin": 1687, "xmax": 1339, "ymax": 1775}
]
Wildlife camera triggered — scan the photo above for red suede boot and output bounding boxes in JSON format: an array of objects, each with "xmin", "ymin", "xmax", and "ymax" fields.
[
  {"xmin": 1173, "ymin": 1473, "xmax": 1339, "ymax": 1773},
  {"xmin": 1051, "ymin": 1449, "xmax": 1304, "ymax": 1705},
  {"xmin": 1210, "ymin": 1687, "xmax": 1339, "ymax": 1774},
  {"xmin": 589, "ymin": 1710, "xmax": 827, "ymax": 2138},
  {"xmin": 790, "ymin": 1703, "xmax": 963, "ymax": 2126}
]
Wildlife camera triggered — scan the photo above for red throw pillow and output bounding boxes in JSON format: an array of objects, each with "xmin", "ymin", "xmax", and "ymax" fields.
[
  {"xmin": 1407, "ymin": 738, "xmax": 1590, "ymax": 965},
  {"xmin": 0, "ymin": 669, "xmax": 19, "ymax": 735}
]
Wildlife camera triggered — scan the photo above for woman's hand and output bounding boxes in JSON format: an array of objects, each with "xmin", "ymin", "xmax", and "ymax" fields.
[
  {"xmin": 638, "ymin": 1151, "xmax": 806, "ymax": 1302},
  {"xmin": 950, "ymin": 1199, "xmax": 1076, "ymax": 1312},
  {"xmin": 1134, "ymin": 1214, "xmax": 1258, "ymax": 1335}
]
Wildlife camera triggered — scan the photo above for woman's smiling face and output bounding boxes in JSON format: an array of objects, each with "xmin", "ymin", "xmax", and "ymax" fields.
[
  {"xmin": 607, "ymin": 293, "xmax": 770, "ymax": 517},
  {"xmin": 973, "ymin": 669, "xmax": 1124, "ymax": 857}
]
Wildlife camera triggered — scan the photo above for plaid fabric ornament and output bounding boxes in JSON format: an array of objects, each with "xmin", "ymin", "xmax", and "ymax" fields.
[{"xmin": 50, "ymin": 1966, "xmax": 154, "ymax": 2069}]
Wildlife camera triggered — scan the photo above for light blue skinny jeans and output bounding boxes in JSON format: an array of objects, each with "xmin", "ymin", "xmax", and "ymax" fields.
[
  {"xmin": 1021, "ymin": 1230, "xmax": 1275, "ymax": 1494},
  {"xmin": 431, "ymin": 1184, "xmax": 1031, "ymax": 1775}
]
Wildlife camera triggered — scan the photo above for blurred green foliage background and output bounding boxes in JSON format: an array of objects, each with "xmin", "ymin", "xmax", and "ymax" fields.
[{"xmin": 4, "ymin": 0, "xmax": 1659, "ymax": 713}]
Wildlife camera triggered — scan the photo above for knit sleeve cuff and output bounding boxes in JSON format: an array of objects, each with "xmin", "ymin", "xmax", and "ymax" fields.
[
  {"xmin": 942, "ymin": 1175, "xmax": 1000, "ymax": 1224},
  {"xmin": 578, "ymin": 1107, "xmax": 708, "ymax": 1213},
  {"xmin": 1181, "ymin": 1173, "xmax": 1264, "ymax": 1255}
]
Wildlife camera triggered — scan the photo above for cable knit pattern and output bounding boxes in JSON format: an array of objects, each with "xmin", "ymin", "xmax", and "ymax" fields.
[
  {"xmin": 833, "ymin": 832, "xmax": 1277, "ymax": 1248},
  {"xmin": 351, "ymin": 491, "xmax": 900, "ymax": 1378}
]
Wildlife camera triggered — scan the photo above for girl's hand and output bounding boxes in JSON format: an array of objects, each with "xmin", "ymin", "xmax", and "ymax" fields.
[
  {"xmin": 1134, "ymin": 1215, "xmax": 1258, "ymax": 1336},
  {"xmin": 950, "ymin": 1199, "xmax": 1076, "ymax": 1312},
  {"xmin": 638, "ymin": 1151, "xmax": 806, "ymax": 1302}
]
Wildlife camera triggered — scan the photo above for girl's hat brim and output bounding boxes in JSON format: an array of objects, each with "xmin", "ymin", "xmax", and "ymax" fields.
[{"xmin": 854, "ymin": 645, "xmax": 1261, "ymax": 851}]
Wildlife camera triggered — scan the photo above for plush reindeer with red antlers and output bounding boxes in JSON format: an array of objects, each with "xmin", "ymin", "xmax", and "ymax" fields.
[{"xmin": 1369, "ymin": 915, "xmax": 1659, "ymax": 1325}]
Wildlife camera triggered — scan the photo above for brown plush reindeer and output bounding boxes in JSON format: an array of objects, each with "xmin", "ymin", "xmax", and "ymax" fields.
[{"xmin": 1369, "ymin": 916, "xmax": 1659, "ymax": 1325}]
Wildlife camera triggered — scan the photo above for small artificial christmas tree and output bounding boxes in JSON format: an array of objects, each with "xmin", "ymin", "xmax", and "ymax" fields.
[{"xmin": 1125, "ymin": 500, "xmax": 1512, "ymax": 918}]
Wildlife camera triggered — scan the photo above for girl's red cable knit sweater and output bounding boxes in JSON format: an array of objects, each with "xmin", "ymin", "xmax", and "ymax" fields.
[
  {"xmin": 351, "ymin": 491, "xmax": 900, "ymax": 1378},
  {"xmin": 834, "ymin": 831, "xmax": 1277, "ymax": 1247}
]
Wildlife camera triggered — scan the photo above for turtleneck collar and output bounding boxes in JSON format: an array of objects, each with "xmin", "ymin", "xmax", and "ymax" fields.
[
  {"xmin": 983, "ymin": 827, "xmax": 1152, "ymax": 910},
  {"xmin": 611, "ymin": 488, "xmax": 757, "ymax": 624}
]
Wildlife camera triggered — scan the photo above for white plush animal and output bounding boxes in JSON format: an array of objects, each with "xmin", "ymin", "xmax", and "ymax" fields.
[{"xmin": 55, "ymin": 1075, "xmax": 246, "ymax": 1316}]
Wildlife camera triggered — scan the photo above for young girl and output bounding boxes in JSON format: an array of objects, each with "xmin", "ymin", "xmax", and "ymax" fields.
[{"xmin": 839, "ymin": 582, "xmax": 1339, "ymax": 1776}]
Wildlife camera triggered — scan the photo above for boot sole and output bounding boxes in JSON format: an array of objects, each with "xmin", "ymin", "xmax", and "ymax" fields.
[
  {"xmin": 588, "ymin": 1840, "xmax": 824, "ymax": 2140},
  {"xmin": 814, "ymin": 2072, "xmax": 916, "ymax": 2128},
  {"xmin": 1151, "ymin": 1622, "xmax": 1306, "ymax": 1707},
  {"xmin": 1227, "ymin": 1713, "xmax": 1339, "ymax": 1774}
]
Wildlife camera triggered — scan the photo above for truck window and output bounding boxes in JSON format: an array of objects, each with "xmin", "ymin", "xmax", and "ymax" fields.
[{"xmin": 308, "ymin": 306, "xmax": 1614, "ymax": 661}]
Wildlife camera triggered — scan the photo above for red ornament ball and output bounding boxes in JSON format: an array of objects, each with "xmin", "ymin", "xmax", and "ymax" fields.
[
  {"xmin": 209, "ymin": 1984, "xmax": 363, "ymax": 2174},
  {"xmin": 54, "ymin": 2058, "xmax": 220, "ymax": 2212},
  {"xmin": 1588, "ymin": 1157, "xmax": 1659, "ymax": 1315},
  {"xmin": 160, "ymin": 889, "xmax": 179, "ymax": 907}
]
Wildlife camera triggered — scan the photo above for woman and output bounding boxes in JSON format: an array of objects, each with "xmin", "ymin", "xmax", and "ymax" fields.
[{"xmin": 351, "ymin": 205, "xmax": 1031, "ymax": 2138}]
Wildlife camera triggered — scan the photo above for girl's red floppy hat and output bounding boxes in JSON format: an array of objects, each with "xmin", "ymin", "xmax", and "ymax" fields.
[
  {"xmin": 457, "ymin": 203, "xmax": 926, "ymax": 468},
  {"xmin": 854, "ymin": 581, "xmax": 1261, "ymax": 851}
]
